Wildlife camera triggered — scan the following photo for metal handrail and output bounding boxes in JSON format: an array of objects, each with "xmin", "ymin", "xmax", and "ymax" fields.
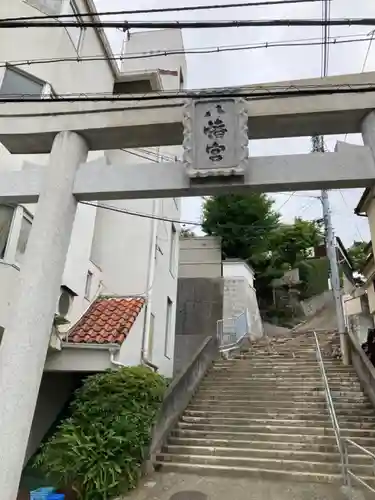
[
  {"xmin": 313, "ymin": 332, "xmax": 347, "ymax": 482},
  {"xmin": 217, "ymin": 310, "xmax": 249, "ymax": 353},
  {"xmin": 344, "ymin": 438, "xmax": 375, "ymax": 494}
]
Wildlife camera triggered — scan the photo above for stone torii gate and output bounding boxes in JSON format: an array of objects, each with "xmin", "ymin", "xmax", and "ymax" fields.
[{"xmin": 1, "ymin": 71, "xmax": 375, "ymax": 498}]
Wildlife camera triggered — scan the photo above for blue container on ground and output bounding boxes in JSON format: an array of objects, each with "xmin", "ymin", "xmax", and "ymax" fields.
[
  {"xmin": 47, "ymin": 495, "xmax": 65, "ymax": 500},
  {"xmin": 30, "ymin": 487, "xmax": 55, "ymax": 500}
]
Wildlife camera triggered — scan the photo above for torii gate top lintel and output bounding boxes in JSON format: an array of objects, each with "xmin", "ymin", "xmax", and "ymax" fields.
[{"xmin": 0, "ymin": 70, "xmax": 375, "ymax": 155}]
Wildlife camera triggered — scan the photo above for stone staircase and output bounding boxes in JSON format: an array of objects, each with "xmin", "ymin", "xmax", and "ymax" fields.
[{"xmin": 155, "ymin": 331, "xmax": 375, "ymax": 488}]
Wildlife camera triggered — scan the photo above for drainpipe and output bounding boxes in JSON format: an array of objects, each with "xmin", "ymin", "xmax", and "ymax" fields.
[
  {"xmin": 109, "ymin": 348, "xmax": 124, "ymax": 368},
  {"xmin": 140, "ymin": 197, "xmax": 159, "ymax": 366}
]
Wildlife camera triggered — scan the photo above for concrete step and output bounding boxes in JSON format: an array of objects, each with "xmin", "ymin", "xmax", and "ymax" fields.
[
  {"xmin": 171, "ymin": 428, "xmax": 375, "ymax": 447},
  {"xmin": 200, "ymin": 381, "xmax": 362, "ymax": 390},
  {"xmin": 213, "ymin": 363, "xmax": 351, "ymax": 370},
  {"xmin": 177, "ymin": 422, "xmax": 375, "ymax": 437},
  {"xmin": 211, "ymin": 367, "xmax": 354, "ymax": 375},
  {"xmin": 208, "ymin": 374, "xmax": 358, "ymax": 381},
  {"xmin": 156, "ymin": 453, "xmax": 375, "ymax": 477},
  {"xmin": 154, "ymin": 460, "xmax": 348, "ymax": 485},
  {"xmin": 184, "ymin": 409, "xmax": 375, "ymax": 423},
  {"xmin": 167, "ymin": 436, "xmax": 375, "ymax": 455},
  {"xmin": 162, "ymin": 444, "xmax": 374, "ymax": 466},
  {"xmin": 180, "ymin": 416, "xmax": 375, "ymax": 430},
  {"xmin": 195, "ymin": 390, "xmax": 365, "ymax": 401},
  {"xmin": 190, "ymin": 399, "xmax": 372, "ymax": 410}
]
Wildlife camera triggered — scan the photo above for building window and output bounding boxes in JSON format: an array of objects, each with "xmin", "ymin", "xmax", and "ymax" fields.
[
  {"xmin": 85, "ymin": 270, "xmax": 93, "ymax": 299},
  {"xmin": 15, "ymin": 212, "xmax": 32, "ymax": 264},
  {"xmin": 164, "ymin": 298, "xmax": 173, "ymax": 358},
  {"xmin": 179, "ymin": 70, "xmax": 184, "ymax": 90},
  {"xmin": 169, "ymin": 224, "xmax": 177, "ymax": 276},
  {"xmin": 0, "ymin": 66, "xmax": 55, "ymax": 100},
  {"xmin": 64, "ymin": 0, "xmax": 85, "ymax": 53},
  {"xmin": 0, "ymin": 206, "xmax": 14, "ymax": 260},
  {"xmin": 24, "ymin": 0, "xmax": 64, "ymax": 16},
  {"xmin": 148, "ymin": 313, "xmax": 155, "ymax": 362}
]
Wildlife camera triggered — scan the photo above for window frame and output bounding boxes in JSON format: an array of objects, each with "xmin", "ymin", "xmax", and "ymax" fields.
[
  {"xmin": 0, "ymin": 65, "xmax": 56, "ymax": 100},
  {"xmin": 0, "ymin": 204, "xmax": 16, "ymax": 261},
  {"xmin": 169, "ymin": 223, "xmax": 177, "ymax": 277},
  {"xmin": 164, "ymin": 297, "xmax": 173, "ymax": 359},
  {"xmin": 85, "ymin": 270, "xmax": 93, "ymax": 299},
  {"xmin": 23, "ymin": 0, "xmax": 65, "ymax": 16},
  {"xmin": 15, "ymin": 210, "xmax": 33, "ymax": 265},
  {"xmin": 148, "ymin": 312, "xmax": 156, "ymax": 362},
  {"xmin": 63, "ymin": 0, "xmax": 85, "ymax": 54}
]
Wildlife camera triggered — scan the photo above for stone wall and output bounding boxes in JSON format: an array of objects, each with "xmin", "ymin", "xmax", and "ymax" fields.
[
  {"xmin": 174, "ymin": 277, "xmax": 223, "ymax": 375},
  {"xmin": 223, "ymin": 277, "xmax": 263, "ymax": 340}
]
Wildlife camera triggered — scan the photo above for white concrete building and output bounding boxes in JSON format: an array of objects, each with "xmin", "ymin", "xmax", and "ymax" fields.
[{"xmin": 0, "ymin": 1, "xmax": 186, "ymax": 461}]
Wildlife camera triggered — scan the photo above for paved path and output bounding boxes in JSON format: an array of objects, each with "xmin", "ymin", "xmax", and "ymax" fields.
[{"xmin": 120, "ymin": 472, "xmax": 370, "ymax": 500}]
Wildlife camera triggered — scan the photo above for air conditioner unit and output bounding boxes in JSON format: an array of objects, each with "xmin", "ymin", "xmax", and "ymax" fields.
[
  {"xmin": 57, "ymin": 288, "xmax": 73, "ymax": 319},
  {"xmin": 50, "ymin": 287, "xmax": 75, "ymax": 352}
]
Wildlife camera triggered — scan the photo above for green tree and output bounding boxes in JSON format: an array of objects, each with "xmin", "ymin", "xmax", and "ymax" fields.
[
  {"xmin": 269, "ymin": 218, "xmax": 324, "ymax": 269},
  {"xmin": 202, "ymin": 194, "xmax": 280, "ymax": 266},
  {"xmin": 348, "ymin": 241, "xmax": 369, "ymax": 272},
  {"xmin": 202, "ymin": 195, "xmax": 324, "ymax": 307}
]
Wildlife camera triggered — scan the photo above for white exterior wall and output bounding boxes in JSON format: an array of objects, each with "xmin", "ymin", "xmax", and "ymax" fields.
[
  {"xmin": 0, "ymin": 5, "xmax": 185, "ymax": 377},
  {"xmin": 0, "ymin": 0, "xmax": 115, "ymax": 331},
  {"xmin": 223, "ymin": 260, "xmax": 264, "ymax": 340},
  {"xmin": 90, "ymin": 148, "xmax": 180, "ymax": 377},
  {"xmin": 122, "ymin": 29, "xmax": 187, "ymax": 90}
]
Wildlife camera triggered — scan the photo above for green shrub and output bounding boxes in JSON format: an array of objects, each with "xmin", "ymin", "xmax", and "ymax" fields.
[{"xmin": 34, "ymin": 366, "xmax": 167, "ymax": 500}]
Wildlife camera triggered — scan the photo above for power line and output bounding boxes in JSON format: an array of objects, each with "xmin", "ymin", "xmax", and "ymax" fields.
[
  {"xmin": 0, "ymin": 33, "xmax": 371, "ymax": 71},
  {"xmin": 3, "ymin": 0, "xmax": 329, "ymax": 22},
  {"xmin": 276, "ymin": 192, "xmax": 296, "ymax": 211},
  {"xmin": 361, "ymin": 30, "xmax": 375, "ymax": 72},
  {"xmin": 3, "ymin": 81, "xmax": 375, "ymax": 105},
  {"xmin": 0, "ymin": 18, "xmax": 374, "ymax": 29},
  {"xmin": 80, "ymin": 200, "xmax": 290, "ymax": 233},
  {"xmin": 339, "ymin": 189, "xmax": 365, "ymax": 242}
]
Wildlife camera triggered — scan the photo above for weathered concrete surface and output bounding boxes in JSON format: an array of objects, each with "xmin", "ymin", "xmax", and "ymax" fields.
[
  {"xmin": 150, "ymin": 337, "xmax": 218, "ymax": 460},
  {"xmin": 2, "ymin": 71, "xmax": 375, "ymax": 153},
  {"xmin": 3, "ymin": 147, "xmax": 375, "ymax": 205},
  {"xmin": 119, "ymin": 473, "xmax": 369, "ymax": 500},
  {"xmin": 179, "ymin": 237, "xmax": 222, "ymax": 280},
  {"xmin": 174, "ymin": 278, "xmax": 223, "ymax": 375}
]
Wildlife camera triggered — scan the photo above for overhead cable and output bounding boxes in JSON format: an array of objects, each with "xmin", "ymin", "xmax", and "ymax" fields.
[
  {"xmin": 0, "ymin": 18, "xmax": 374, "ymax": 29},
  {"xmin": 2, "ymin": 0, "xmax": 330, "ymax": 22},
  {"xmin": 0, "ymin": 33, "xmax": 371, "ymax": 71},
  {"xmin": 2, "ymin": 82, "xmax": 375, "ymax": 105}
]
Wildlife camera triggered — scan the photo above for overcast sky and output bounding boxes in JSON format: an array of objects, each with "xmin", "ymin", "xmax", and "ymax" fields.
[{"xmin": 95, "ymin": 0, "xmax": 375, "ymax": 247}]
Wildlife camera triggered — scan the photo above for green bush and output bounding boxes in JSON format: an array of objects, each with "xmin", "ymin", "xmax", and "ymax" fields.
[{"xmin": 34, "ymin": 366, "xmax": 167, "ymax": 500}]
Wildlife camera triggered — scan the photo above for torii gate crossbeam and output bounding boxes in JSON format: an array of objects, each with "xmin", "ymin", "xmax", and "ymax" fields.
[{"xmin": 1, "ymin": 72, "xmax": 375, "ymax": 500}]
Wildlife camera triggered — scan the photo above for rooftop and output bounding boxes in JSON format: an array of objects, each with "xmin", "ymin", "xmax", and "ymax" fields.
[{"xmin": 67, "ymin": 296, "xmax": 145, "ymax": 345}]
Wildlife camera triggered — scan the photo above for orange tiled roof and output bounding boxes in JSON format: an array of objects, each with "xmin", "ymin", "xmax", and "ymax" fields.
[{"xmin": 67, "ymin": 296, "xmax": 145, "ymax": 345}]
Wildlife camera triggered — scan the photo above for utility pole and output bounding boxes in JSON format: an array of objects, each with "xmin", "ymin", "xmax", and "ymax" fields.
[{"xmin": 311, "ymin": 136, "xmax": 349, "ymax": 365}]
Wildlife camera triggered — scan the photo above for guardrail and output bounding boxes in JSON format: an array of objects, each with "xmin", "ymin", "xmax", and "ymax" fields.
[
  {"xmin": 344, "ymin": 438, "xmax": 375, "ymax": 495},
  {"xmin": 313, "ymin": 331, "xmax": 347, "ymax": 482},
  {"xmin": 314, "ymin": 331, "xmax": 375, "ymax": 497},
  {"xmin": 217, "ymin": 310, "xmax": 249, "ymax": 353}
]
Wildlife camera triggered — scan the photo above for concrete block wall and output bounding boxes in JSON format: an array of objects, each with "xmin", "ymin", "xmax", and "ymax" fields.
[
  {"xmin": 223, "ymin": 277, "xmax": 263, "ymax": 339},
  {"xmin": 174, "ymin": 277, "xmax": 223, "ymax": 375}
]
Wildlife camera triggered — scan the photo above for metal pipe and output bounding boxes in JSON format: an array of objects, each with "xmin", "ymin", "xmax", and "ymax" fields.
[{"xmin": 313, "ymin": 332, "xmax": 347, "ymax": 483}]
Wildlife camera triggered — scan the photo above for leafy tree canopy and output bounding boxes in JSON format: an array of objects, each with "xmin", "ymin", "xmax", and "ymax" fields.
[
  {"xmin": 202, "ymin": 194, "xmax": 324, "ymax": 302},
  {"xmin": 348, "ymin": 240, "xmax": 370, "ymax": 272},
  {"xmin": 202, "ymin": 194, "xmax": 280, "ymax": 265}
]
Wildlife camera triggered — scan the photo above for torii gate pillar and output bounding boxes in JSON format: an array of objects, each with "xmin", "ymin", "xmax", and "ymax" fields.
[{"xmin": 0, "ymin": 131, "xmax": 88, "ymax": 500}]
